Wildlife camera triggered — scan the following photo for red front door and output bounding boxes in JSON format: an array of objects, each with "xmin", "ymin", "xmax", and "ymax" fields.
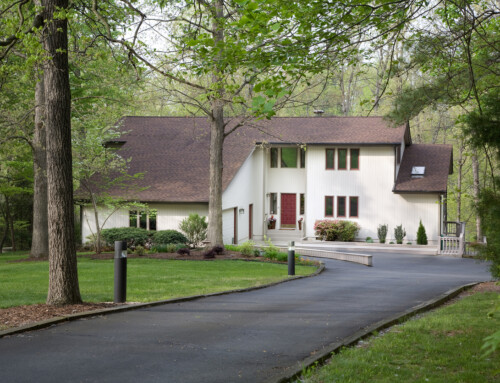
[{"xmin": 280, "ymin": 193, "xmax": 296, "ymax": 228}]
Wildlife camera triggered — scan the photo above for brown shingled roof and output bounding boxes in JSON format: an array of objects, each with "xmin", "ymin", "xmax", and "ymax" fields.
[
  {"xmin": 103, "ymin": 116, "xmax": 408, "ymax": 202},
  {"xmin": 394, "ymin": 144, "xmax": 453, "ymax": 194}
]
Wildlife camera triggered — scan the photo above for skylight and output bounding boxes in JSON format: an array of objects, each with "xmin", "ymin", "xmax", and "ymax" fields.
[{"xmin": 411, "ymin": 166, "xmax": 425, "ymax": 178}]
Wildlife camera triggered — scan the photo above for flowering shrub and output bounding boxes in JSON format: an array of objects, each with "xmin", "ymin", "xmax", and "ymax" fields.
[{"xmin": 314, "ymin": 219, "xmax": 360, "ymax": 242}]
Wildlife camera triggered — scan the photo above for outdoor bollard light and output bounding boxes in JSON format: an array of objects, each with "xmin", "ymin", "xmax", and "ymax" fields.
[
  {"xmin": 288, "ymin": 241, "xmax": 295, "ymax": 276},
  {"xmin": 114, "ymin": 241, "xmax": 127, "ymax": 303}
]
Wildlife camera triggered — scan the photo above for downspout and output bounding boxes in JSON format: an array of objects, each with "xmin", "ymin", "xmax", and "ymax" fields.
[{"xmin": 262, "ymin": 146, "xmax": 267, "ymax": 240}]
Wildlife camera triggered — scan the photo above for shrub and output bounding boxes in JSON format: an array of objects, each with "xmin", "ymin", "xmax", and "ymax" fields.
[
  {"xmin": 212, "ymin": 245, "xmax": 224, "ymax": 255},
  {"xmin": 100, "ymin": 227, "xmax": 150, "ymax": 248},
  {"xmin": 366, "ymin": 237, "xmax": 374, "ymax": 243},
  {"xmin": 134, "ymin": 245, "xmax": 146, "ymax": 256},
  {"xmin": 276, "ymin": 252, "xmax": 288, "ymax": 262},
  {"xmin": 224, "ymin": 244, "xmax": 239, "ymax": 252},
  {"xmin": 239, "ymin": 241, "xmax": 255, "ymax": 256},
  {"xmin": 394, "ymin": 224, "xmax": 406, "ymax": 244},
  {"xmin": 177, "ymin": 247, "xmax": 190, "ymax": 256},
  {"xmin": 203, "ymin": 249, "xmax": 215, "ymax": 259},
  {"xmin": 314, "ymin": 220, "xmax": 360, "ymax": 242},
  {"xmin": 179, "ymin": 214, "xmax": 208, "ymax": 247},
  {"xmin": 263, "ymin": 237, "xmax": 279, "ymax": 260},
  {"xmin": 416, "ymin": 220, "xmax": 428, "ymax": 245},
  {"xmin": 377, "ymin": 224, "xmax": 388, "ymax": 244},
  {"xmin": 153, "ymin": 230, "xmax": 188, "ymax": 245}
]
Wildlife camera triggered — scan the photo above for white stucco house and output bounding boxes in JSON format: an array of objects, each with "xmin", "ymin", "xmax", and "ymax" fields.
[{"xmin": 80, "ymin": 116, "xmax": 453, "ymax": 245}]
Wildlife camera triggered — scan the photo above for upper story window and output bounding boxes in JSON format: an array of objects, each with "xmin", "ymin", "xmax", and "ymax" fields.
[
  {"xmin": 338, "ymin": 149, "xmax": 347, "ymax": 170},
  {"xmin": 326, "ymin": 149, "xmax": 335, "ymax": 169},
  {"xmin": 350, "ymin": 149, "xmax": 360, "ymax": 170},
  {"xmin": 396, "ymin": 146, "xmax": 401, "ymax": 165},
  {"xmin": 300, "ymin": 148, "xmax": 306, "ymax": 168},
  {"xmin": 281, "ymin": 147, "xmax": 297, "ymax": 168}
]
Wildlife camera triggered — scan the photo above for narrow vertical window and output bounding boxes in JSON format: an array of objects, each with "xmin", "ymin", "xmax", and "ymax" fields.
[
  {"xmin": 270, "ymin": 148, "xmax": 278, "ymax": 168},
  {"xmin": 337, "ymin": 196, "xmax": 346, "ymax": 217},
  {"xmin": 300, "ymin": 193, "xmax": 305, "ymax": 215},
  {"xmin": 129, "ymin": 211, "xmax": 139, "ymax": 227},
  {"xmin": 325, "ymin": 196, "xmax": 334, "ymax": 217},
  {"xmin": 326, "ymin": 149, "xmax": 335, "ymax": 169},
  {"xmin": 300, "ymin": 148, "xmax": 306, "ymax": 168},
  {"xmin": 396, "ymin": 146, "xmax": 401, "ymax": 165},
  {"xmin": 338, "ymin": 149, "xmax": 347, "ymax": 170},
  {"xmin": 350, "ymin": 148, "xmax": 359, "ymax": 170},
  {"xmin": 149, "ymin": 210, "xmax": 157, "ymax": 231},
  {"xmin": 270, "ymin": 193, "xmax": 277, "ymax": 214},
  {"xmin": 281, "ymin": 147, "xmax": 297, "ymax": 168},
  {"xmin": 349, "ymin": 197, "xmax": 359, "ymax": 218}
]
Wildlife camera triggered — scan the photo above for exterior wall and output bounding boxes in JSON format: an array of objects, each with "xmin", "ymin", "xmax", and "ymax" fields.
[
  {"xmin": 304, "ymin": 145, "xmax": 442, "ymax": 243},
  {"xmin": 222, "ymin": 148, "xmax": 264, "ymax": 244},
  {"xmin": 81, "ymin": 206, "xmax": 129, "ymax": 242},
  {"xmin": 81, "ymin": 203, "xmax": 208, "ymax": 244}
]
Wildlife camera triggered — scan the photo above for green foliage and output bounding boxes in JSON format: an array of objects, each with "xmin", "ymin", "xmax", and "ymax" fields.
[
  {"xmin": 153, "ymin": 230, "xmax": 188, "ymax": 245},
  {"xmin": 394, "ymin": 224, "xmax": 406, "ymax": 244},
  {"xmin": 377, "ymin": 224, "xmax": 388, "ymax": 244},
  {"xmin": 179, "ymin": 214, "xmax": 207, "ymax": 247},
  {"xmin": 416, "ymin": 220, "xmax": 428, "ymax": 245},
  {"xmin": 366, "ymin": 237, "xmax": 374, "ymax": 243},
  {"xmin": 100, "ymin": 227, "xmax": 150, "ymax": 248},
  {"xmin": 477, "ymin": 182, "xmax": 500, "ymax": 278},
  {"xmin": 314, "ymin": 220, "xmax": 360, "ymax": 242},
  {"xmin": 134, "ymin": 245, "xmax": 146, "ymax": 256},
  {"xmin": 263, "ymin": 236, "xmax": 280, "ymax": 260},
  {"xmin": 239, "ymin": 240, "xmax": 256, "ymax": 256}
]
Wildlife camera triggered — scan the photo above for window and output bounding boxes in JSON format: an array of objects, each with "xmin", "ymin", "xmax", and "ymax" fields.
[
  {"xmin": 396, "ymin": 146, "xmax": 401, "ymax": 165},
  {"xmin": 337, "ymin": 196, "xmax": 346, "ymax": 217},
  {"xmin": 325, "ymin": 196, "xmax": 334, "ymax": 217},
  {"xmin": 300, "ymin": 193, "xmax": 305, "ymax": 215},
  {"xmin": 349, "ymin": 197, "xmax": 359, "ymax": 218},
  {"xmin": 326, "ymin": 149, "xmax": 335, "ymax": 169},
  {"xmin": 270, "ymin": 148, "xmax": 278, "ymax": 168},
  {"xmin": 270, "ymin": 193, "xmax": 277, "ymax": 214},
  {"xmin": 130, "ymin": 210, "xmax": 157, "ymax": 230},
  {"xmin": 281, "ymin": 147, "xmax": 297, "ymax": 168},
  {"xmin": 350, "ymin": 149, "xmax": 359, "ymax": 170},
  {"xmin": 300, "ymin": 148, "xmax": 306, "ymax": 168},
  {"xmin": 411, "ymin": 166, "xmax": 425, "ymax": 178},
  {"xmin": 338, "ymin": 149, "xmax": 347, "ymax": 170}
]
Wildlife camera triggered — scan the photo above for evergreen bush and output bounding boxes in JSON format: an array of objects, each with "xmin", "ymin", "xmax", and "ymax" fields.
[
  {"xmin": 416, "ymin": 220, "xmax": 428, "ymax": 245},
  {"xmin": 100, "ymin": 227, "xmax": 150, "ymax": 248},
  {"xmin": 153, "ymin": 230, "xmax": 188, "ymax": 245},
  {"xmin": 314, "ymin": 220, "xmax": 360, "ymax": 242},
  {"xmin": 394, "ymin": 224, "xmax": 406, "ymax": 244},
  {"xmin": 377, "ymin": 224, "xmax": 388, "ymax": 243}
]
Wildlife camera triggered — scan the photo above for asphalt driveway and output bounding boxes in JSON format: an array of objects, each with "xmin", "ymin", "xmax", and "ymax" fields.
[{"xmin": 0, "ymin": 252, "xmax": 491, "ymax": 383}]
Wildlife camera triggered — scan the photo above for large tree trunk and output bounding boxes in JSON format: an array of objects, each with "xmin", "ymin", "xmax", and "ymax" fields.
[
  {"xmin": 31, "ymin": 68, "xmax": 49, "ymax": 258},
  {"xmin": 43, "ymin": 0, "xmax": 81, "ymax": 305},
  {"xmin": 206, "ymin": 0, "xmax": 224, "ymax": 246}
]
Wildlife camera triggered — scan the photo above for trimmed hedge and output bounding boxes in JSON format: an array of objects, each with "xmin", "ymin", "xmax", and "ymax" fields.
[
  {"xmin": 100, "ymin": 227, "xmax": 150, "ymax": 247},
  {"xmin": 153, "ymin": 230, "xmax": 188, "ymax": 245},
  {"xmin": 314, "ymin": 219, "xmax": 360, "ymax": 242}
]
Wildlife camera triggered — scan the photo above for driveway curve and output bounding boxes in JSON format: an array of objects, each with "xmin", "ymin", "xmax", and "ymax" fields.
[{"xmin": 0, "ymin": 252, "xmax": 491, "ymax": 383}]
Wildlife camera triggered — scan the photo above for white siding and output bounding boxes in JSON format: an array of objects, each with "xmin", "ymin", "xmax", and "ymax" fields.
[
  {"xmin": 304, "ymin": 146, "xmax": 442, "ymax": 243},
  {"xmin": 81, "ymin": 203, "xmax": 208, "ymax": 244},
  {"xmin": 222, "ymin": 208, "xmax": 235, "ymax": 244},
  {"xmin": 81, "ymin": 206, "xmax": 129, "ymax": 243},
  {"xmin": 222, "ymin": 148, "xmax": 264, "ymax": 243}
]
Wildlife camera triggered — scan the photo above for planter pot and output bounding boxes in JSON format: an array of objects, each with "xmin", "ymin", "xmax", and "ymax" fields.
[
  {"xmin": 268, "ymin": 221, "xmax": 276, "ymax": 230},
  {"xmin": 298, "ymin": 221, "xmax": 302, "ymax": 230}
]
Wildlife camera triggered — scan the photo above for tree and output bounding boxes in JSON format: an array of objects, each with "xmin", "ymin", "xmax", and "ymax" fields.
[{"xmin": 42, "ymin": 0, "xmax": 81, "ymax": 304}]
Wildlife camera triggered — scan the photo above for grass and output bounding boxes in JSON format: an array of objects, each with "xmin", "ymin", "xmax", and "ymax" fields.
[
  {"xmin": 0, "ymin": 252, "xmax": 316, "ymax": 308},
  {"xmin": 300, "ymin": 292, "xmax": 500, "ymax": 383}
]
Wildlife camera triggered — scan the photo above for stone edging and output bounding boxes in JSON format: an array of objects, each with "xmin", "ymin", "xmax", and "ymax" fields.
[
  {"xmin": 273, "ymin": 282, "xmax": 481, "ymax": 383},
  {"xmin": 0, "ymin": 262, "xmax": 325, "ymax": 338}
]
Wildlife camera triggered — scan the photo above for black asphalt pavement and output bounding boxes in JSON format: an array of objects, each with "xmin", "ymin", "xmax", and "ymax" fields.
[{"xmin": 0, "ymin": 252, "xmax": 491, "ymax": 383}]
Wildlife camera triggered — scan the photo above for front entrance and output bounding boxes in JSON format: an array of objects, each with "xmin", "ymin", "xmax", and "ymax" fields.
[{"xmin": 280, "ymin": 193, "xmax": 296, "ymax": 228}]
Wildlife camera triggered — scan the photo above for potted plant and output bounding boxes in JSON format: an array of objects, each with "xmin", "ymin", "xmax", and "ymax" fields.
[
  {"xmin": 298, "ymin": 217, "xmax": 303, "ymax": 230},
  {"xmin": 268, "ymin": 215, "xmax": 276, "ymax": 230}
]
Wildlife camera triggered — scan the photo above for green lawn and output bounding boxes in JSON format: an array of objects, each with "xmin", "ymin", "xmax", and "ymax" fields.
[
  {"xmin": 300, "ymin": 292, "xmax": 500, "ymax": 383},
  {"xmin": 0, "ymin": 253, "xmax": 316, "ymax": 308}
]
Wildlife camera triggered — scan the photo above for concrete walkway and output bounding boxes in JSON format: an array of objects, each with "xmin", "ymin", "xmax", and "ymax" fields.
[{"xmin": 0, "ymin": 252, "xmax": 491, "ymax": 383}]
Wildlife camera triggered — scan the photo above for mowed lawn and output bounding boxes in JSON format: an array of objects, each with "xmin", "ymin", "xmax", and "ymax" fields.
[
  {"xmin": 0, "ymin": 253, "xmax": 316, "ymax": 308},
  {"xmin": 300, "ymin": 291, "xmax": 500, "ymax": 383}
]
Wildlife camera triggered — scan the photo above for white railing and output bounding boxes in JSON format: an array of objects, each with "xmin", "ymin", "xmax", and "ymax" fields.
[{"xmin": 439, "ymin": 233, "xmax": 465, "ymax": 256}]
